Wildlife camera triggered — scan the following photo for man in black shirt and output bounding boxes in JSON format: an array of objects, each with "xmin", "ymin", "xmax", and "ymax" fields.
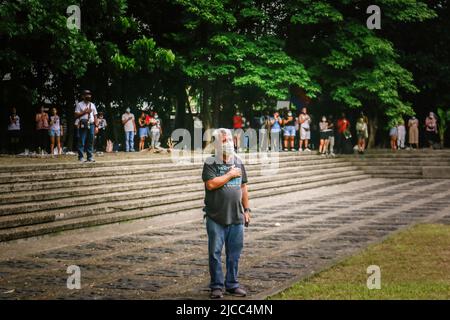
[{"xmin": 202, "ymin": 128, "xmax": 251, "ymax": 299}]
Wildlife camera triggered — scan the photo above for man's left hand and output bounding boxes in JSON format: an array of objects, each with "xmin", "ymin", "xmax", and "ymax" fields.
[{"xmin": 244, "ymin": 212, "xmax": 251, "ymax": 226}]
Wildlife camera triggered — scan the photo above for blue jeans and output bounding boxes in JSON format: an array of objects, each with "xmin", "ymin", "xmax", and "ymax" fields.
[
  {"xmin": 78, "ymin": 125, "xmax": 94, "ymax": 160},
  {"xmin": 206, "ymin": 217, "xmax": 244, "ymax": 290},
  {"xmin": 125, "ymin": 131, "xmax": 135, "ymax": 151}
]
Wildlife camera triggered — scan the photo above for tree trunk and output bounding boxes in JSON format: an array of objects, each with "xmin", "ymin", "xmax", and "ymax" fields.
[
  {"xmin": 201, "ymin": 84, "xmax": 212, "ymax": 130},
  {"xmin": 368, "ymin": 112, "xmax": 378, "ymax": 149}
]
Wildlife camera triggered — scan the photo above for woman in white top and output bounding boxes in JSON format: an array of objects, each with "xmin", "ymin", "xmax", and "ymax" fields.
[{"xmin": 49, "ymin": 107, "xmax": 63, "ymax": 155}]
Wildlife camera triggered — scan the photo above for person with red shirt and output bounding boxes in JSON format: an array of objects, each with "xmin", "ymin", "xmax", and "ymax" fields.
[
  {"xmin": 232, "ymin": 111, "xmax": 244, "ymax": 152},
  {"xmin": 336, "ymin": 112, "xmax": 351, "ymax": 154}
]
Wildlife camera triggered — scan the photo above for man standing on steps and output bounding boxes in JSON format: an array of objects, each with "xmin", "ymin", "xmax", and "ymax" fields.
[
  {"xmin": 202, "ymin": 128, "xmax": 251, "ymax": 299},
  {"xmin": 74, "ymin": 90, "xmax": 98, "ymax": 162},
  {"xmin": 122, "ymin": 108, "xmax": 136, "ymax": 152}
]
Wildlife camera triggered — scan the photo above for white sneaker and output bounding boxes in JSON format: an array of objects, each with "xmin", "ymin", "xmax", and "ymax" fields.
[{"xmin": 305, "ymin": 148, "xmax": 311, "ymax": 152}]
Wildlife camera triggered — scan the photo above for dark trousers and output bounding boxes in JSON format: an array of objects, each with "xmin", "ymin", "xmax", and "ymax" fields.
[
  {"xmin": 8, "ymin": 130, "xmax": 20, "ymax": 154},
  {"xmin": 96, "ymin": 129, "xmax": 106, "ymax": 152},
  {"xmin": 78, "ymin": 125, "xmax": 95, "ymax": 160},
  {"xmin": 36, "ymin": 129, "xmax": 48, "ymax": 152},
  {"xmin": 336, "ymin": 132, "xmax": 345, "ymax": 154}
]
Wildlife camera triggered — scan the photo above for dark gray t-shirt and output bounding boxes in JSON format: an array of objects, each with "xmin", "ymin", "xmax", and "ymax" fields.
[{"xmin": 202, "ymin": 156, "xmax": 248, "ymax": 226}]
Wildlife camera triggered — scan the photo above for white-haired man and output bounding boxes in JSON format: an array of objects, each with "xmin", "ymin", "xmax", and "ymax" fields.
[{"xmin": 202, "ymin": 128, "xmax": 251, "ymax": 299}]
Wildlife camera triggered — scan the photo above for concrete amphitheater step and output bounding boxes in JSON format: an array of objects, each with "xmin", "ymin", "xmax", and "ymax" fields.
[
  {"xmin": 0, "ymin": 151, "xmax": 304, "ymax": 174},
  {"xmin": 0, "ymin": 156, "xmax": 349, "ymax": 193},
  {"xmin": 0, "ymin": 173, "xmax": 370, "ymax": 241},
  {"xmin": 0, "ymin": 164, "xmax": 363, "ymax": 216},
  {"xmin": 0, "ymin": 153, "xmax": 332, "ymax": 184},
  {"xmin": 0, "ymin": 169, "xmax": 367, "ymax": 229},
  {"xmin": 0, "ymin": 162, "xmax": 357, "ymax": 204}
]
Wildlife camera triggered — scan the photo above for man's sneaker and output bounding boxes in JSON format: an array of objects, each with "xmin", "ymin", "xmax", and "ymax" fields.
[
  {"xmin": 210, "ymin": 288, "xmax": 223, "ymax": 299},
  {"xmin": 291, "ymin": 148, "xmax": 297, "ymax": 152},
  {"xmin": 283, "ymin": 148, "xmax": 289, "ymax": 151},
  {"xmin": 86, "ymin": 159, "xmax": 96, "ymax": 163},
  {"xmin": 305, "ymin": 148, "xmax": 311, "ymax": 152},
  {"xmin": 226, "ymin": 287, "xmax": 247, "ymax": 297},
  {"xmin": 78, "ymin": 158, "xmax": 85, "ymax": 163}
]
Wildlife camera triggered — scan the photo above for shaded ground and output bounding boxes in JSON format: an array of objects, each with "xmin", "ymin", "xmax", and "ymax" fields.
[
  {"xmin": 272, "ymin": 224, "xmax": 450, "ymax": 300},
  {"xmin": 0, "ymin": 178, "xmax": 449, "ymax": 300}
]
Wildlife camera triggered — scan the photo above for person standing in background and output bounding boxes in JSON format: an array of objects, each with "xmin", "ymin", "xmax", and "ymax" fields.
[
  {"xmin": 150, "ymin": 112, "xmax": 162, "ymax": 149},
  {"xmin": 74, "ymin": 90, "xmax": 98, "ymax": 162},
  {"xmin": 408, "ymin": 116, "xmax": 419, "ymax": 149},
  {"xmin": 298, "ymin": 107, "xmax": 311, "ymax": 152},
  {"xmin": 96, "ymin": 112, "xmax": 107, "ymax": 152},
  {"xmin": 327, "ymin": 115, "xmax": 336, "ymax": 156},
  {"xmin": 270, "ymin": 111, "xmax": 282, "ymax": 152},
  {"xmin": 397, "ymin": 119, "xmax": 406, "ymax": 150},
  {"xmin": 258, "ymin": 111, "xmax": 270, "ymax": 152},
  {"xmin": 336, "ymin": 113, "xmax": 350, "ymax": 154},
  {"xmin": 122, "ymin": 108, "xmax": 136, "ymax": 152},
  {"xmin": 319, "ymin": 116, "xmax": 332, "ymax": 156},
  {"xmin": 138, "ymin": 111, "xmax": 149, "ymax": 151},
  {"xmin": 35, "ymin": 106, "xmax": 49, "ymax": 154},
  {"xmin": 283, "ymin": 110, "xmax": 296, "ymax": 151},
  {"xmin": 49, "ymin": 107, "xmax": 63, "ymax": 155},
  {"xmin": 355, "ymin": 117, "xmax": 368, "ymax": 154},
  {"xmin": 232, "ymin": 111, "xmax": 244, "ymax": 152},
  {"xmin": 7, "ymin": 107, "xmax": 21, "ymax": 154},
  {"xmin": 389, "ymin": 123, "xmax": 398, "ymax": 151},
  {"xmin": 425, "ymin": 112, "xmax": 438, "ymax": 149}
]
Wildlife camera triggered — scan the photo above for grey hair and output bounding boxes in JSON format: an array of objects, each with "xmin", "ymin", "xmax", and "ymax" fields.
[
  {"xmin": 212, "ymin": 128, "xmax": 232, "ymax": 142},
  {"xmin": 212, "ymin": 128, "xmax": 233, "ymax": 160}
]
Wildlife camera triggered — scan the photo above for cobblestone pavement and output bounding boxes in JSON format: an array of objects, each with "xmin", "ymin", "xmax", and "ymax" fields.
[{"xmin": 0, "ymin": 178, "xmax": 449, "ymax": 300}]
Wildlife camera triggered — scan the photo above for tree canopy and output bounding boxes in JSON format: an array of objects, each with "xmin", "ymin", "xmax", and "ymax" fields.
[{"xmin": 1, "ymin": 0, "xmax": 448, "ymax": 146}]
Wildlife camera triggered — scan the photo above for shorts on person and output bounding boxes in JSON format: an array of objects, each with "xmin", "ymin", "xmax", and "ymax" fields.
[
  {"xmin": 139, "ymin": 127, "xmax": 149, "ymax": 138},
  {"xmin": 283, "ymin": 125, "xmax": 296, "ymax": 137},
  {"xmin": 49, "ymin": 129, "xmax": 61, "ymax": 137},
  {"xmin": 300, "ymin": 126, "xmax": 311, "ymax": 140},
  {"xmin": 356, "ymin": 131, "xmax": 366, "ymax": 140},
  {"xmin": 320, "ymin": 130, "xmax": 332, "ymax": 140}
]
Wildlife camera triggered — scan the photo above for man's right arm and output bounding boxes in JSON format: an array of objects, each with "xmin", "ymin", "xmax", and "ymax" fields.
[
  {"xmin": 122, "ymin": 116, "xmax": 130, "ymax": 125},
  {"xmin": 74, "ymin": 104, "xmax": 85, "ymax": 119},
  {"xmin": 205, "ymin": 167, "xmax": 241, "ymax": 191}
]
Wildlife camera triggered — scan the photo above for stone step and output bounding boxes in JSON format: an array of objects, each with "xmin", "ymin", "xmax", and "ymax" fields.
[
  {"xmin": 0, "ymin": 154, "xmax": 338, "ymax": 184},
  {"xmin": 0, "ymin": 173, "xmax": 370, "ymax": 241},
  {"xmin": 0, "ymin": 151, "xmax": 309, "ymax": 174},
  {"xmin": 0, "ymin": 156, "xmax": 348, "ymax": 192},
  {"xmin": 349, "ymin": 160, "xmax": 450, "ymax": 166},
  {"xmin": 0, "ymin": 163, "xmax": 357, "ymax": 205},
  {"xmin": 0, "ymin": 169, "xmax": 367, "ymax": 229},
  {"xmin": 342, "ymin": 153, "xmax": 450, "ymax": 159},
  {"xmin": 357, "ymin": 168, "xmax": 423, "ymax": 174},
  {"xmin": 0, "ymin": 166, "xmax": 364, "ymax": 216},
  {"xmin": 367, "ymin": 174, "xmax": 423, "ymax": 179}
]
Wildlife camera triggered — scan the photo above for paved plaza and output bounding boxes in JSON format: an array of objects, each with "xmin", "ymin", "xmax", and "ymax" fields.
[{"xmin": 0, "ymin": 178, "xmax": 449, "ymax": 299}]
